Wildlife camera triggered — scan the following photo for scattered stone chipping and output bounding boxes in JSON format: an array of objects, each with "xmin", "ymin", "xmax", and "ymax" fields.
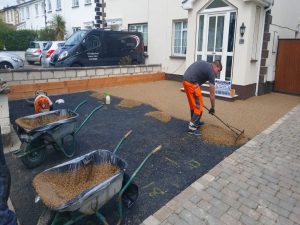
[
  {"xmin": 118, "ymin": 99, "xmax": 142, "ymax": 108},
  {"xmin": 200, "ymin": 124, "xmax": 249, "ymax": 146},
  {"xmin": 145, "ymin": 111, "xmax": 171, "ymax": 123},
  {"xmin": 90, "ymin": 92, "xmax": 105, "ymax": 101}
]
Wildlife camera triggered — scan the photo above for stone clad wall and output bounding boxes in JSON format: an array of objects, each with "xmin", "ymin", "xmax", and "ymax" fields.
[
  {"xmin": 0, "ymin": 64, "xmax": 161, "ymax": 85},
  {"xmin": 0, "ymin": 64, "xmax": 164, "ymax": 100}
]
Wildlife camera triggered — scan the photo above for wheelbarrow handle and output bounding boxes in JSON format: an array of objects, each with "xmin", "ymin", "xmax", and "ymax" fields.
[
  {"xmin": 152, "ymin": 145, "xmax": 162, "ymax": 154},
  {"xmin": 113, "ymin": 130, "xmax": 133, "ymax": 154},
  {"xmin": 74, "ymin": 104, "xmax": 103, "ymax": 134},
  {"xmin": 117, "ymin": 145, "xmax": 162, "ymax": 225},
  {"xmin": 117, "ymin": 145, "xmax": 162, "ymax": 222},
  {"xmin": 120, "ymin": 144, "xmax": 162, "ymax": 192},
  {"xmin": 73, "ymin": 100, "xmax": 88, "ymax": 112}
]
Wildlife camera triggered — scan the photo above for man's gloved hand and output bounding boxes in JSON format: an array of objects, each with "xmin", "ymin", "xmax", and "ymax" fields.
[{"xmin": 209, "ymin": 107, "xmax": 215, "ymax": 115}]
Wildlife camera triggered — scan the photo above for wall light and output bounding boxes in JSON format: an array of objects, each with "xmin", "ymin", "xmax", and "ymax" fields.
[{"xmin": 240, "ymin": 22, "xmax": 246, "ymax": 38}]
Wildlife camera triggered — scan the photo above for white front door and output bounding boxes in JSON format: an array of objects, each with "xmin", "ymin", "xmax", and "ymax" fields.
[{"xmin": 196, "ymin": 8, "xmax": 237, "ymax": 81}]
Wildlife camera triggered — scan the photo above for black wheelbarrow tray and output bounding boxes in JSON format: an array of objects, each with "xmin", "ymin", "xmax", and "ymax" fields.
[
  {"xmin": 13, "ymin": 101, "xmax": 103, "ymax": 168},
  {"xmin": 33, "ymin": 142, "xmax": 162, "ymax": 225}
]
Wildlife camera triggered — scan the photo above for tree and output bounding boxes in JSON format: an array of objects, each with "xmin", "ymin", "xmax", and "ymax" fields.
[{"xmin": 50, "ymin": 14, "xmax": 66, "ymax": 40}]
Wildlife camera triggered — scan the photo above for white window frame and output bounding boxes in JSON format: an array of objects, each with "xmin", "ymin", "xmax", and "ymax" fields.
[
  {"xmin": 72, "ymin": 0, "xmax": 79, "ymax": 7},
  {"xmin": 10, "ymin": 11, "xmax": 15, "ymax": 22},
  {"xmin": 251, "ymin": 6, "xmax": 261, "ymax": 60},
  {"xmin": 72, "ymin": 27, "xmax": 81, "ymax": 33},
  {"xmin": 6, "ymin": 11, "xmax": 10, "ymax": 22},
  {"xmin": 56, "ymin": 0, "xmax": 61, "ymax": 10},
  {"xmin": 41, "ymin": 2, "xmax": 45, "ymax": 15},
  {"xmin": 128, "ymin": 23, "xmax": 148, "ymax": 52},
  {"xmin": 172, "ymin": 20, "xmax": 188, "ymax": 56},
  {"xmin": 21, "ymin": 8, "xmax": 25, "ymax": 21},
  {"xmin": 35, "ymin": 4, "xmax": 39, "ymax": 17},
  {"xmin": 47, "ymin": 0, "xmax": 52, "ymax": 12},
  {"xmin": 26, "ymin": 6, "xmax": 30, "ymax": 19}
]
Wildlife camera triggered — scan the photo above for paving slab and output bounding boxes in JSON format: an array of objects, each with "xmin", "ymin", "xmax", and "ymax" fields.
[{"xmin": 142, "ymin": 104, "xmax": 300, "ymax": 225}]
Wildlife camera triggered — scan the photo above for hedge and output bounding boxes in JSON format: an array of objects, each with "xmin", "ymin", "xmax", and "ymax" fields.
[{"xmin": 0, "ymin": 22, "xmax": 56, "ymax": 51}]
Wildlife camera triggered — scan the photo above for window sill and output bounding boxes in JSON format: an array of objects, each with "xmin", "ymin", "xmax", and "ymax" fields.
[
  {"xmin": 72, "ymin": 5, "xmax": 79, "ymax": 8},
  {"xmin": 56, "ymin": 8, "xmax": 62, "ymax": 11},
  {"xmin": 47, "ymin": 10, "xmax": 52, "ymax": 13},
  {"xmin": 169, "ymin": 55, "xmax": 186, "ymax": 59},
  {"xmin": 84, "ymin": 3, "xmax": 92, "ymax": 6},
  {"xmin": 250, "ymin": 59, "xmax": 258, "ymax": 62}
]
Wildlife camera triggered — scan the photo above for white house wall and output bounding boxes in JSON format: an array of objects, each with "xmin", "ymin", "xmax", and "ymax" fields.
[
  {"xmin": 58, "ymin": 0, "xmax": 95, "ymax": 37},
  {"xmin": 266, "ymin": 0, "xmax": 300, "ymax": 82},
  {"xmin": 186, "ymin": 0, "xmax": 266, "ymax": 87},
  {"xmin": 105, "ymin": 0, "xmax": 188, "ymax": 74}
]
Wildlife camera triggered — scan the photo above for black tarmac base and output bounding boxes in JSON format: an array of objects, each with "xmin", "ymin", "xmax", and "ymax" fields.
[{"xmin": 6, "ymin": 91, "xmax": 237, "ymax": 225}]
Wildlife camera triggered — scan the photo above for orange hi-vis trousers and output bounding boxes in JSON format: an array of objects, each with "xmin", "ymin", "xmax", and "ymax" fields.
[{"xmin": 182, "ymin": 80, "xmax": 204, "ymax": 123}]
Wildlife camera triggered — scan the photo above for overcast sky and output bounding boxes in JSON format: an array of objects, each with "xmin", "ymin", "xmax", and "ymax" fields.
[{"xmin": 0, "ymin": 0, "xmax": 17, "ymax": 9}]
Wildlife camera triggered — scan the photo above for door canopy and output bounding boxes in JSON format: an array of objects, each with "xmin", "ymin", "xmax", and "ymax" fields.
[{"xmin": 181, "ymin": 0, "xmax": 273, "ymax": 10}]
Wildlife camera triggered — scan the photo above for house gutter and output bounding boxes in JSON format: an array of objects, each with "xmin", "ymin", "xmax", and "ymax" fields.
[{"xmin": 255, "ymin": 5, "xmax": 272, "ymax": 96}]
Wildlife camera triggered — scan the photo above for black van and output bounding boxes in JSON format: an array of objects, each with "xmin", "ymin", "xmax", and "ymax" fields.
[{"xmin": 50, "ymin": 29, "xmax": 145, "ymax": 67}]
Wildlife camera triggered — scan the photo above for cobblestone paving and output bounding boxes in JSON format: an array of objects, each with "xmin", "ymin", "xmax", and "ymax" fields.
[{"xmin": 141, "ymin": 104, "xmax": 300, "ymax": 225}]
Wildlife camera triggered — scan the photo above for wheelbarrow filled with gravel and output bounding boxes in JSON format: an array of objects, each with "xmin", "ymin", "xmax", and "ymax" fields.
[
  {"xmin": 13, "ymin": 101, "xmax": 103, "ymax": 168},
  {"xmin": 33, "ymin": 131, "xmax": 162, "ymax": 225}
]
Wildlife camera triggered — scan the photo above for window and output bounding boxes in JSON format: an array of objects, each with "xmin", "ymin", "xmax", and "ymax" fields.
[
  {"xmin": 172, "ymin": 20, "xmax": 187, "ymax": 55},
  {"xmin": 206, "ymin": 0, "xmax": 229, "ymax": 9},
  {"xmin": 56, "ymin": 0, "xmax": 61, "ymax": 10},
  {"xmin": 6, "ymin": 11, "xmax": 9, "ymax": 22},
  {"xmin": 251, "ymin": 6, "xmax": 261, "ymax": 60},
  {"xmin": 72, "ymin": 0, "xmax": 79, "ymax": 7},
  {"xmin": 85, "ymin": 0, "xmax": 91, "ymax": 4},
  {"xmin": 35, "ymin": 4, "xmax": 39, "ymax": 17},
  {"xmin": 128, "ymin": 23, "xmax": 148, "ymax": 52},
  {"xmin": 21, "ymin": 8, "xmax": 25, "ymax": 21},
  {"xmin": 72, "ymin": 27, "xmax": 81, "ymax": 33},
  {"xmin": 47, "ymin": 0, "xmax": 52, "ymax": 12},
  {"xmin": 26, "ymin": 6, "xmax": 30, "ymax": 19},
  {"xmin": 41, "ymin": 2, "xmax": 45, "ymax": 15}
]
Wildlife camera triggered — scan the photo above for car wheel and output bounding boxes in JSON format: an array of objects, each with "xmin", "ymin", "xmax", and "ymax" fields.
[
  {"xmin": 0, "ymin": 62, "xmax": 14, "ymax": 70},
  {"xmin": 28, "ymin": 61, "xmax": 34, "ymax": 65}
]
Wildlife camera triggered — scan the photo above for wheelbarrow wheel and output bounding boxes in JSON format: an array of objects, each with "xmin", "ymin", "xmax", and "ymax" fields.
[
  {"xmin": 21, "ymin": 149, "xmax": 46, "ymax": 169},
  {"xmin": 37, "ymin": 208, "xmax": 55, "ymax": 225}
]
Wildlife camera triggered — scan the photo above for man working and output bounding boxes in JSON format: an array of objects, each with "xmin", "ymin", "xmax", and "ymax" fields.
[{"xmin": 183, "ymin": 60, "xmax": 222, "ymax": 136}]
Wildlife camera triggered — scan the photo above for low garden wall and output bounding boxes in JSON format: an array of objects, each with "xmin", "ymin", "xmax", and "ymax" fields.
[{"xmin": 0, "ymin": 64, "xmax": 164, "ymax": 100}]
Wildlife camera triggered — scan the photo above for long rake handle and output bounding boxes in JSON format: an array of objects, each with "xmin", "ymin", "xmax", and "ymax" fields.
[{"xmin": 203, "ymin": 105, "xmax": 242, "ymax": 136}]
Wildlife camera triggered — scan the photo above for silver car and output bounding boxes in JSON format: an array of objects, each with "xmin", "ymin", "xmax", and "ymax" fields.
[
  {"xmin": 25, "ymin": 41, "xmax": 47, "ymax": 65},
  {"xmin": 0, "ymin": 52, "xmax": 24, "ymax": 70},
  {"xmin": 41, "ymin": 41, "xmax": 65, "ymax": 67}
]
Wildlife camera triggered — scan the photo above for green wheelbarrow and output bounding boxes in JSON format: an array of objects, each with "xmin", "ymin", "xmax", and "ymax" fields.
[
  {"xmin": 13, "ymin": 101, "xmax": 103, "ymax": 168},
  {"xmin": 33, "ymin": 130, "xmax": 162, "ymax": 225}
]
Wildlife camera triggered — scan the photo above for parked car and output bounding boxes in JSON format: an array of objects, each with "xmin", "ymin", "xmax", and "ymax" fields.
[
  {"xmin": 25, "ymin": 41, "xmax": 47, "ymax": 65},
  {"xmin": 41, "ymin": 41, "xmax": 65, "ymax": 68},
  {"xmin": 50, "ymin": 29, "xmax": 145, "ymax": 67},
  {"xmin": 0, "ymin": 51, "xmax": 24, "ymax": 70}
]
